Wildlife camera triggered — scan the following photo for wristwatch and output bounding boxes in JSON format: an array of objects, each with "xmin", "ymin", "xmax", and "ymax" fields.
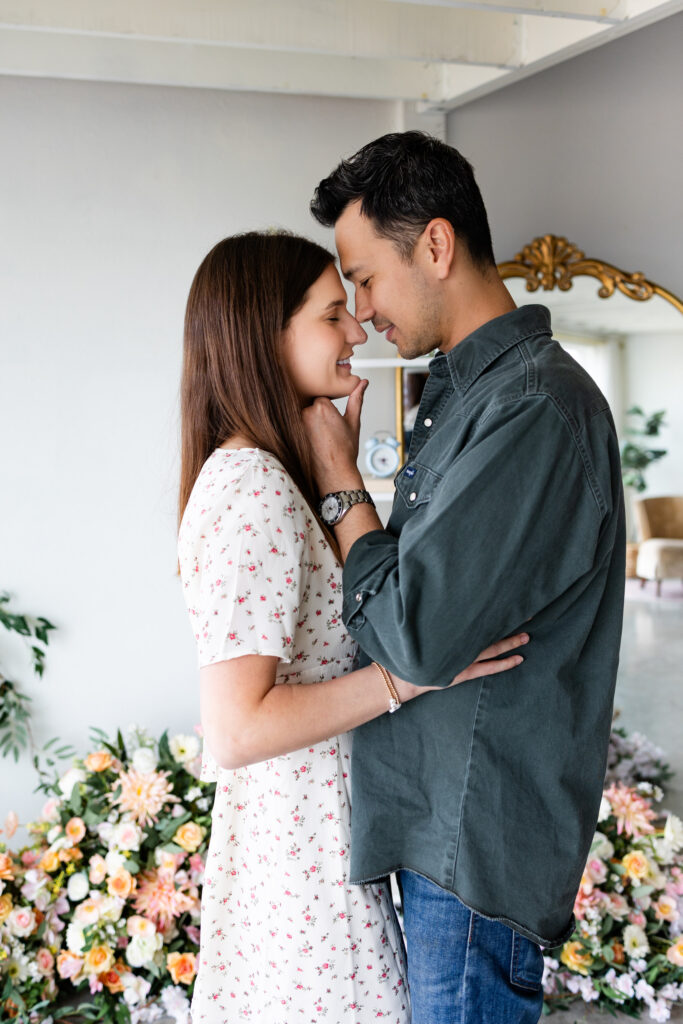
[{"xmin": 319, "ymin": 489, "xmax": 375, "ymax": 526}]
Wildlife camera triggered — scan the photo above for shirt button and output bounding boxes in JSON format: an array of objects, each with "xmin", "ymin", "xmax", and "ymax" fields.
[
  {"xmin": 355, "ymin": 592, "xmax": 362, "ymax": 602},
  {"xmin": 409, "ymin": 492, "xmax": 417, "ymax": 502},
  {"xmin": 424, "ymin": 418, "xmax": 433, "ymax": 427}
]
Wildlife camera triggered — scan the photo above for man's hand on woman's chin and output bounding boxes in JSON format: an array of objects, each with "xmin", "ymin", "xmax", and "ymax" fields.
[{"xmin": 303, "ymin": 379, "xmax": 368, "ymax": 495}]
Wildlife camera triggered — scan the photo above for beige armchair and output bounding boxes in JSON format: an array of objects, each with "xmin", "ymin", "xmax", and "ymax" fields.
[{"xmin": 635, "ymin": 497, "xmax": 683, "ymax": 596}]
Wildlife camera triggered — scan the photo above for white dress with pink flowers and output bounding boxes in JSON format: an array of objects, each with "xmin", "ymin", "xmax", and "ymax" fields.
[{"xmin": 177, "ymin": 449, "xmax": 409, "ymax": 1024}]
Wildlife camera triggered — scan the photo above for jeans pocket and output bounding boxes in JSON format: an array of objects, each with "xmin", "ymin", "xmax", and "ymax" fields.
[{"xmin": 509, "ymin": 931, "xmax": 544, "ymax": 992}]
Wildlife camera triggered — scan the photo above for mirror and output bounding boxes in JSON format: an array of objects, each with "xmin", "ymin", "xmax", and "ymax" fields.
[{"xmin": 497, "ymin": 235, "xmax": 683, "ymax": 499}]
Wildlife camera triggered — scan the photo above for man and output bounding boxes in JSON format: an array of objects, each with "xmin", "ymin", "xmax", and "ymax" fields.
[{"xmin": 304, "ymin": 132, "xmax": 625, "ymax": 1024}]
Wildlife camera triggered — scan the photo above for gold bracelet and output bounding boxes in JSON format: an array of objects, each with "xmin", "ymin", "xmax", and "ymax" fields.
[{"xmin": 372, "ymin": 662, "xmax": 402, "ymax": 714}]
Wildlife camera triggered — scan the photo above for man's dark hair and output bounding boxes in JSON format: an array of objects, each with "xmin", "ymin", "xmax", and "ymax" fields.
[{"xmin": 311, "ymin": 131, "xmax": 496, "ymax": 270}]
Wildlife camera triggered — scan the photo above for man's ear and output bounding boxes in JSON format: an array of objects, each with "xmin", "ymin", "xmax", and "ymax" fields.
[{"xmin": 423, "ymin": 219, "xmax": 456, "ymax": 280}]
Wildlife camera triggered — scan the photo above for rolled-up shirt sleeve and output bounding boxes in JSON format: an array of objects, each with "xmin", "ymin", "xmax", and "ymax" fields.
[{"xmin": 342, "ymin": 395, "xmax": 606, "ymax": 686}]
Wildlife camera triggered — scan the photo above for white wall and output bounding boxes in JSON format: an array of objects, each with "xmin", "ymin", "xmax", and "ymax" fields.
[
  {"xmin": 448, "ymin": 12, "xmax": 683, "ymax": 499},
  {"xmin": 447, "ymin": 13, "xmax": 683, "ymax": 304},
  {"xmin": 623, "ymin": 334, "xmax": 683, "ymax": 499},
  {"xmin": 0, "ymin": 75, "xmax": 400, "ymax": 824}
]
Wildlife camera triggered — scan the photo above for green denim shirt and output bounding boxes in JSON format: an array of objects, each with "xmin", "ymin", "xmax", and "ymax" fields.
[{"xmin": 343, "ymin": 305, "xmax": 625, "ymax": 946}]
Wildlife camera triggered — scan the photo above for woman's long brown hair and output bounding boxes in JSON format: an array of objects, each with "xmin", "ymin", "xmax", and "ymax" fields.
[{"xmin": 179, "ymin": 231, "xmax": 340, "ymax": 557}]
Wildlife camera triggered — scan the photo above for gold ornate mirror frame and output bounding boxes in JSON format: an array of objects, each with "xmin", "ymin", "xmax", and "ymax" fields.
[{"xmin": 497, "ymin": 234, "xmax": 683, "ymax": 314}]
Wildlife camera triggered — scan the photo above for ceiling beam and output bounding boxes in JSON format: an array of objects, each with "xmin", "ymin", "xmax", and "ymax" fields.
[
  {"xmin": 0, "ymin": 0, "xmax": 525, "ymax": 68},
  {"xmin": 382, "ymin": 0, "xmax": 623, "ymax": 23},
  {"xmin": 0, "ymin": 27, "xmax": 507, "ymax": 101}
]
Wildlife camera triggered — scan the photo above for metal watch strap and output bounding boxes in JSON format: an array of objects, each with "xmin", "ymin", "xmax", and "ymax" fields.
[{"xmin": 338, "ymin": 489, "xmax": 374, "ymax": 519}]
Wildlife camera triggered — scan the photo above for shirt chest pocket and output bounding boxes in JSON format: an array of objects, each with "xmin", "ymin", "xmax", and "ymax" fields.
[{"xmin": 395, "ymin": 462, "xmax": 443, "ymax": 511}]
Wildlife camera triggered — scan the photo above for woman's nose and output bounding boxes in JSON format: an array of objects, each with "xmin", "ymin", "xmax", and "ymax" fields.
[{"xmin": 349, "ymin": 318, "xmax": 368, "ymax": 347}]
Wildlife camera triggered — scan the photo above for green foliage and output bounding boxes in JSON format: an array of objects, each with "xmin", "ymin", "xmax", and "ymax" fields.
[
  {"xmin": 620, "ymin": 406, "xmax": 668, "ymax": 493},
  {"xmin": 0, "ymin": 591, "xmax": 56, "ymax": 761}
]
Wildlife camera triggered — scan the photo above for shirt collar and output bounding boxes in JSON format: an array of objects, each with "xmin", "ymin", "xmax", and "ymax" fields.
[{"xmin": 429, "ymin": 305, "xmax": 552, "ymax": 392}]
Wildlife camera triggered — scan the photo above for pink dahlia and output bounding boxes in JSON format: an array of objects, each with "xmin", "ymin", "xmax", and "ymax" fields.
[
  {"xmin": 133, "ymin": 868, "xmax": 196, "ymax": 929},
  {"xmin": 604, "ymin": 782, "xmax": 656, "ymax": 838},
  {"xmin": 110, "ymin": 769, "xmax": 179, "ymax": 826}
]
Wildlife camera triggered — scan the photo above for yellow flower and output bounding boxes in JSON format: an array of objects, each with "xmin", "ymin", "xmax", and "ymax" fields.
[
  {"xmin": 166, "ymin": 951, "xmax": 197, "ymax": 985},
  {"xmin": 0, "ymin": 894, "xmax": 13, "ymax": 924},
  {"xmin": 0, "ymin": 853, "xmax": 14, "ymax": 881},
  {"xmin": 560, "ymin": 940, "xmax": 594, "ymax": 976},
  {"xmin": 84, "ymin": 750, "xmax": 113, "ymax": 773},
  {"xmin": 83, "ymin": 944, "xmax": 114, "ymax": 976},
  {"xmin": 173, "ymin": 821, "xmax": 204, "ymax": 853},
  {"xmin": 622, "ymin": 850, "xmax": 651, "ymax": 881}
]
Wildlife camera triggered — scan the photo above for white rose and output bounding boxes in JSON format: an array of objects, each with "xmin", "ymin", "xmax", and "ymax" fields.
[
  {"xmin": 7, "ymin": 906, "xmax": 37, "ymax": 938},
  {"xmin": 126, "ymin": 932, "xmax": 163, "ymax": 968},
  {"xmin": 664, "ymin": 814, "xmax": 683, "ymax": 852},
  {"xmin": 170, "ymin": 734, "xmax": 200, "ymax": 765},
  {"xmin": 66, "ymin": 921, "xmax": 86, "ymax": 954},
  {"xmin": 597, "ymin": 795, "xmax": 612, "ymax": 822},
  {"xmin": 97, "ymin": 821, "xmax": 115, "ymax": 845},
  {"xmin": 67, "ymin": 872, "xmax": 90, "ymax": 902},
  {"xmin": 591, "ymin": 831, "xmax": 614, "ymax": 860},
  {"xmin": 59, "ymin": 768, "xmax": 86, "ymax": 798},
  {"xmin": 123, "ymin": 973, "xmax": 152, "ymax": 1006},
  {"xmin": 104, "ymin": 850, "xmax": 126, "ymax": 875},
  {"xmin": 132, "ymin": 747, "xmax": 158, "ymax": 774},
  {"xmin": 112, "ymin": 821, "xmax": 142, "ymax": 852},
  {"xmin": 99, "ymin": 896, "xmax": 124, "ymax": 922}
]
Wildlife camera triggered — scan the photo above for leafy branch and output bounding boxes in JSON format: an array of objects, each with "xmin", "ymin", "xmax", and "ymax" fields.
[{"xmin": 0, "ymin": 591, "xmax": 56, "ymax": 761}]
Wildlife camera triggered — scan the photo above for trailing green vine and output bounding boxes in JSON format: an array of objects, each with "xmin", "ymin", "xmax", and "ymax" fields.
[{"xmin": 0, "ymin": 591, "xmax": 56, "ymax": 761}]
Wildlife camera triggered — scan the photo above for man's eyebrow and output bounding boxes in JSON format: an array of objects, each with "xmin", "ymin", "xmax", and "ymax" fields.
[{"xmin": 341, "ymin": 265, "xmax": 363, "ymax": 282}]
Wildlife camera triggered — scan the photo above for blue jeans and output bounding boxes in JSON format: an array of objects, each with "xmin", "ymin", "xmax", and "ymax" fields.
[{"xmin": 397, "ymin": 870, "xmax": 545, "ymax": 1024}]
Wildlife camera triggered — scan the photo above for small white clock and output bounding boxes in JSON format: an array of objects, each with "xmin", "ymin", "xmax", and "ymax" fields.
[{"xmin": 365, "ymin": 434, "xmax": 400, "ymax": 478}]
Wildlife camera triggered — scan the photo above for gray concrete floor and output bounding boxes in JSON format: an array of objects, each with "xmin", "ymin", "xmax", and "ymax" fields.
[{"xmin": 554, "ymin": 578, "xmax": 683, "ymax": 1023}]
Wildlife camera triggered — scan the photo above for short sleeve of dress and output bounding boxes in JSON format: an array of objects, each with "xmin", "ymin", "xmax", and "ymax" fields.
[{"xmin": 179, "ymin": 451, "xmax": 309, "ymax": 671}]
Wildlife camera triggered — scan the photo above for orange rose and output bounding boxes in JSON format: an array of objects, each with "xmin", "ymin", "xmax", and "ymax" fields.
[
  {"xmin": 59, "ymin": 846, "xmax": 83, "ymax": 864},
  {"xmin": 107, "ymin": 867, "xmax": 136, "ymax": 900},
  {"xmin": 83, "ymin": 945, "xmax": 114, "ymax": 976},
  {"xmin": 40, "ymin": 849, "xmax": 60, "ymax": 873},
  {"xmin": 0, "ymin": 894, "xmax": 13, "ymax": 924},
  {"xmin": 611, "ymin": 941, "xmax": 625, "ymax": 964},
  {"xmin": 173, "ymin": 821, "xmax": 204, "ymax": 854},
  {"xmin": 167, "ymin": 951, "xmax": 197, "ymax": 985},
  {"xmin": 84, "ymin": 750, "xmax": 113, "ymax": 773},
  {"xmin": 65, "ymin": 817, "xmax": 86, "ymax": 844},
  {"xmin": 100, "ymin": 963, "xmax": 126, "ymax": 994},
  {"xmin": 0, "ymin": 853, "xmax": 14, "ymax": 881},
  {"xmin": 560, "ymin": 940, "xmax": 594, "ymax": 976}
]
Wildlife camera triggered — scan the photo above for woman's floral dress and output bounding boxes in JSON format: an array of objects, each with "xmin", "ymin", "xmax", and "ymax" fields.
[{"xmin": 178, "ymin": 449, "xmax": 409, "ymax": 1024}]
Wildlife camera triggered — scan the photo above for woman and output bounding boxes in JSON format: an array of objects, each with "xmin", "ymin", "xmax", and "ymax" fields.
[{"xmin": 177, "ymin": 232, "xmax": 527, "ymax": 1023}]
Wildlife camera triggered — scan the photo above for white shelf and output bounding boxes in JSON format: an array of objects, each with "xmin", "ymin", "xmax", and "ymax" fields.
[
  {"xmin": 362, "ymin": 476, "xmax": 396, "ymax": 502},
  {"xmin": 352, "ymin": 357, "xmax": 432, "ymax": 369}
]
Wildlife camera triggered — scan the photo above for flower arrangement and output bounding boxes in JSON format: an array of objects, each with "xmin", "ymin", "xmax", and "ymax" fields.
[
  {"xmin": 0, "ymin": 726, "xmax": 215, "ymax": 1023},
  {"xmin": 543, "ymin": 782, "xmax": 683, "ymax": 1020}
]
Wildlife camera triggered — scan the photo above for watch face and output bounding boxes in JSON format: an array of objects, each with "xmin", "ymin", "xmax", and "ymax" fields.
[
  {"xmin": 367, "ymin": 443, "xmax": 400, "ymax": 478},
  {"xmin": 320, "ymin": 494, "xmax": 344, "ymax": 524}
]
